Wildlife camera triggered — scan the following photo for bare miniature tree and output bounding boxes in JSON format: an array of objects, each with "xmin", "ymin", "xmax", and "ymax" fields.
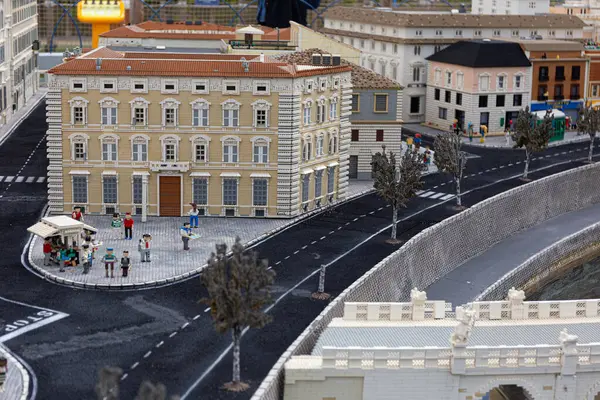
[
  {"xmin": 433, "ymin": 132, "xmax": 468, "ymax": 208},
  {"xmin": 577, "ymin": 105, "xmax": 600, "ymax": 163},
  {"xmin": 513, "ymin": 106, "xmax": 554, "ymax": 180},
  {"xmin": 372, "ymin": 146, "xmax": 424, "ymax": 243},
  {"xmin": 311, "ymin": 264, "xmax": 330, "ymax": 300},
  {"xmin": 95, "ymin": 367, "xmax": 179, "ymax": 400},
  {"xmin": 201, "ymin": 238, "xmax": 275, "ymax": 392}
]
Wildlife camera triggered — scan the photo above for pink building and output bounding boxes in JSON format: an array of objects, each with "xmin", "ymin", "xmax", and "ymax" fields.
[{"xmin": 425, "ymin": 40, "xmax": 533, "ymax": 135}]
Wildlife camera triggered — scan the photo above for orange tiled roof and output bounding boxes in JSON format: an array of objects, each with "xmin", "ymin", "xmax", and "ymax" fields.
[{"xmin": 48, "ymin": 50, "xmax": 351, "ymax": 78}]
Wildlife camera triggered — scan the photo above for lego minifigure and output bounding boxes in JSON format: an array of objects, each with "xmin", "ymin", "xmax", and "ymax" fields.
[
  {"xmin": 82, "ymin": 244, "xmax": 92, "ymax": 274},
  {"xmin": 72, "ymin": 206, "xmax": 84, "ymax": 222},
  {"xmin": 180, "ymin": 222, "xmax": 192, "ymax": 251},
  {"xmin": 139, "ymin": 234, "xmax": 151, "ymax": 262},
  {"xmin": 59, "ymin": 246, "xmax": 69, "ymax": 272},
  {"xmin": 121, "ymin": 251, "xmax": 131, "ymax": 277},
  {"xmin": 102, "ymin": 247, "xmax": 117, "ymax": 278},
  {"xmin": 123, "ymin": 212, "xmax": 134, "ymax": 240},
  {"xmin": 467, "ymin": 122, "xmax": 473, "ymax": 142},
  {"xmin": 406, "ymin": 137, "xmax": 413, "ymax": 152},
  {"xmin": 43, "ymin": 238, "xmax": 52, "ymax": 266},
  {"xmin": 111, "ymin": 213, "xmax": 123, "ymax": 239},
  {"xmin": 188, "ymin": 203, "xmax": 200, "ymax": 228}
]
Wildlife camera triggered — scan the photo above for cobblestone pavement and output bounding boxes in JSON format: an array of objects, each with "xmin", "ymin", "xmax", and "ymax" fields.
[{"xmin": 0, "ymin": 346, "xmax": 26, "ymax": 400}]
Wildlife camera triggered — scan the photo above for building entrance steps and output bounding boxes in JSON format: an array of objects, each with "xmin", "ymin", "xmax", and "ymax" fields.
[{"xmin": 425, "ymin": 202, "xmax": 600, "ymax": 306}]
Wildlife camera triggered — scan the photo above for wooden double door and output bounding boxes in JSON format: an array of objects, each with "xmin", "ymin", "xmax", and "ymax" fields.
[{"xmin": 159, "ymin": 176, "xmax": 181, "ymax": 216}]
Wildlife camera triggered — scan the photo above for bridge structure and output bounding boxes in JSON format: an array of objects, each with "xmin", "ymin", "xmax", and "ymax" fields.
[{"xmin": 284, "ymin": 288, "xmax": 600, "ymax": 400}]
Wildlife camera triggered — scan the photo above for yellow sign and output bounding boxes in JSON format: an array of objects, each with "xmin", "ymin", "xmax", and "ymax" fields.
[{"xmin": 77, "ymin": 0, "xmax": 125, "ymax": 48}]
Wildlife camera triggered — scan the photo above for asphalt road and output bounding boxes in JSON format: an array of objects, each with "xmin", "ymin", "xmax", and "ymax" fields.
[{"xmin": 1, "ymin": 104, "xmax": 599, "ymax": 400}]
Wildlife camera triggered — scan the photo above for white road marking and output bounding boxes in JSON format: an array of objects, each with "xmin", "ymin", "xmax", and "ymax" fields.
[
  {"xmin": 156, "ymin": 341, "xmax": 164, "ymax": 348},
  {"xmin": 293, "ymin": 250, "xmax": 299, "ymax": 255},
  {"xmin": 419, "ymin": 191, "xmax": 435, "ymax": 198},
  {"xmin": 320, "ymin": 236, "xmax": 326, "ymax": 240},
  {"xmin": 440, "ymin": 194, "xmax": 455, "ymax": 200},
  {"xmin": 169, "ymin": 332, "xmax": 178, "ymax": 338},
  {"xmin": 345, "ymin": 222, "xmax": 350, "ymax": 226},
  {"xmin": 301, "ymin": 245, "xmax": 308, "ymax": 249},
  {"xmin": 15, "ymin": 176, "xmax": 24, "ymax": 183},
  {"xmin": 131, "ymin": 362, "xmax": 139, "ymax": 370},
  {"xmin": 378, "ymin": 207, "xmax": 384, "ymax": 211},
  {"xmin": 386, "ymin": 204, "xmax": 391, "ymax": 207},
  {"xmin": 515, "ymin": 161, "xmax": 521, "ymax": 164},
  {"xmin": 478, "ymin": 171, "xmax": 483, "ymax": 175},
  {"xmin": 545, "ymin": 155, "xmax": 552, "ymax": 158},
  {"xmin": 182, "ymin": 322, "xmax": 190, "ymax": 329},
  {"xmin": 5, "ymin": 176, "xmax": 13, "ymax": 183},
  {"xmin": 26, "ymin": 176, "xmax": 35, "ymax": 183},
  {"xmin": 204, "ymin": 307, "xmax": 210, "ymax": 312},
  {"xmin": 36, "ymin": 177, "xmax": 45, "ymax": 183},
  {"xmin": 561, "ymin": 152, "xmax": 567, "ymax": 155},
  {"xmin": 0, "ymin": 176, "xmax": 4, "ymax": 182},
  {"xmin": 491, "ymin": 167, "xmax": 497, "ymax": 171},
  {"xmin": 285, "ymin": 255, "xmax": 290, "ymax": 260},
  {"xmin": 329, "ymin": 231, "xmax": 335, "ymax": 234},
  {"xmin": 275, "ymin": 261, "xmax": 282, "ymax": 265},
  {"xmin": 432, "ymin": 186, "xmax": 438, "ymax": 189},
  {"xmin": 193, "ymin": 315, "xmax": 201, "ymax": 320},
  {"xmin": 144, "ymin": 351, "xmax": 152, "ymax": 359},
  {"xmin": 360, "ymin": 214, "xmax": 366, "ymax": 218},
  {"xmin": 428, "ymin": 192, "xmax": 445, "ymax": 199},
  {"xmin": 416, "ymin": 190, "xmax": 424, "ymax": 195},
  {"xmin": 369, "ymin": 211, "xmax": 375, "ymax": 215},
  {"xmin": 337, "ymin": 227, "xmax": 342, "ymax": 230},
  {"xmin": 311, "ymin": 240, "xmax": 318, "ymax": 244},
  {"xmin": 0, "ymin": 296, "xmax": 70, "ymax": 343},
  {"xmin": 440, "ymin": 183, "xmax": 446, "ymax": 186},
  {"xmin": 267, "ymin": 266, "xmax": 272, "ymax": 270},
  {"xmin": 121, "ymin": 373, "xmax": 128, "ymax": 381},
  {"xmin": 353, "ymin": 218, "xmax": 358, "ymax": 221},
  {"xmin": 508, "ymin": 163, "xmax": 513, "ymax": 166}
]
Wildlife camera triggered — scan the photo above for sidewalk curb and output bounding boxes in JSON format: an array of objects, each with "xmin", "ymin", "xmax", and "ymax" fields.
[
  {"xmin": 0, "ymin": 90, "xmax": 47, "ymax": 147},
  {"xmin": 0, "ymin": 344, "xmax": 30, "ymax": 400},
  {"xmin": 26, "ymin": 171, "xmax": 437, "ymax": 290}
]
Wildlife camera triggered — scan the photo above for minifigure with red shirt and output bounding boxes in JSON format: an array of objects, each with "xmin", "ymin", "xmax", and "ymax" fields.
[
  {"xmin": 43, "ymin": 238, "xmax": 52, "ymax": 266},
  {"xmin": 71, "ymin": 206, "xmax": 84, "ymax": 222},
  {"xmin": 123, "ymin": 213, "xmax": 134, "ymax": 240}
]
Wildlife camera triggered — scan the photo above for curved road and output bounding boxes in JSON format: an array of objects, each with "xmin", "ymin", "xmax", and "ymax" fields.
[{"xmin": 0, "ymin": 104, "xmax": 598, "ymax": 399}]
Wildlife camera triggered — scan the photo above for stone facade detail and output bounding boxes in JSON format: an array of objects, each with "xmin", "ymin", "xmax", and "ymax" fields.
[
  {"xmin": 276, "ymin": 93, "xmax": 301, "ymax": 217},
  {"xmin": 46, "ymin": 88, "xmax": 64, "ymax": 214}
]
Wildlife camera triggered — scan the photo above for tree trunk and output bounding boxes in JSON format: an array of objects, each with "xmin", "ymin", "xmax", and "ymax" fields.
[
  {"xmin": 317, "ymin": 264, "xmax": 326, "ymax": 293},
  {"xmin": 455, "ymin": 177, "xmax": 462, "ymax": 206},
  {"xmin": 524, "ymin": 149, "xmax": 531, "ymax": 180},
  {"xmin": 232, "ymin": 325, "xmax": 242, "ymax": 384},
  {"xmin": 391, "ymin": 205, "xmax": 398, "ymax": 239},
  {"xmin": 589, "ymin": 135, "xmax": 595, "ymax": 163}
]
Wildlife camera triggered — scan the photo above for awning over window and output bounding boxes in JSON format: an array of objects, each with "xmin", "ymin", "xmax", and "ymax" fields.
[
  {"xmin": 69, "ymin": 170, "xmax": 91, "ymax": 175},
  {"xmin": 190, "ymin": 172, "xmax": 211, "ymax": 177},
  {"xmin": 250, "ymin": 173, "xmax": 271, "ymax": 178},
  {"xmin": 301, "ymin": 168, "xmax": 314, "ymax": 175},
  {"xmin": 220, "ymin": 172, "xmax": 241, "ymax": 177}
]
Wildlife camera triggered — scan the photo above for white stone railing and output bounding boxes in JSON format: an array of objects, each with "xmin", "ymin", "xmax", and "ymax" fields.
[
  {"xmin": 467, "ymin": 299, "xmax": 600, "ymax": 320},
  {"xmin": 149, "ymin": 161, "xmax": 190, "ymax": 172},
  {"xmin": 343, "ymin": 300, "xmax": 452, "ymax": 321},
  {"xmin": 315, "ymin": 344, "xmax": 600, "ymax": 372}
]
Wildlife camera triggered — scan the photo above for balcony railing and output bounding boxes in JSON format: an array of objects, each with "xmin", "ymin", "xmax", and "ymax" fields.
[
  {"xmin": 149, "ymin": 161, "xmax": 190, "ymax": 172},
  {"xmin": 539, "ymin": 75, "xmax": 550, "ymax": 82}
]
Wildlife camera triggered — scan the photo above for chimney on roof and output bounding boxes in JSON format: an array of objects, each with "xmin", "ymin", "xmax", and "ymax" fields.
[
  {"xmin": 96, "ymin": 58, "xmax": 102, "ymax": 70},
  {"xmin": 259, "ymin": 53, "xmax": 265, "ymax": 63}
]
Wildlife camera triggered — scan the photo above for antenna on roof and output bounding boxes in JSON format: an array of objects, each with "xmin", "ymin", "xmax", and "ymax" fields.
[
  {"xmin": 96, "ymin": 58, "xmax": 102, "ymax": 70},
  {"xmin": 241, "ymin": 57, "xmax": 249, "ymax": 73}
]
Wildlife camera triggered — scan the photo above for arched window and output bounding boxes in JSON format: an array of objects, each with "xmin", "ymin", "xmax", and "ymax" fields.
[
  {"xmin": 129, "ymin": 97, "xmax": 150, "ymax": 126},
  {"xmin": 251, "ymin": 136, "xmax": 271, "ymax": 164},
  {"xmin": 68, "ymin": 133, "xmax": 89, "ymax": 161},
  {"xmin": 68, "ymin": 96, "xmax": 89, "ymax": 125},
  {"xmin": 99, "ymin": 134, "xmax": 119, "ymax": 162},
  {"xmin": 251, "ymin": 100, "xmax": 272, "ymax": 128},
  {"xmin": 221, "ymin": 135, "xmax": 240, "ymax": 163},
  {"xmin": 191, "ymin": 99, "xmax": 210, "ymax": 127},
  {"xmin": 130, "ymin": 134, "xmax": 149, "ymax": 162},
  {"xmin": 190, "ymin": 134, "xmax": 211, "ymax": 162},
  {"xmin": 159, "ymin": 135, "xmax": 180, "ymax": 162},
  {"xmin": 160, "ymin": 98, "xmax": 181, "ymax": 127},
  {"xmin": 302, "ymin": 135, "xmax": 313, "ymax": 161},
  {"xmin": 222, "ymin": 99, "xmax": 241, "ymax": 127}
]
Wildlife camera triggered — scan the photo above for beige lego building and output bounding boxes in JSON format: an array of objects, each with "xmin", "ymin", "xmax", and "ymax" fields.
[{"xmin": 46, "ymin": 47, "xmax": 352, "ymax": 218}]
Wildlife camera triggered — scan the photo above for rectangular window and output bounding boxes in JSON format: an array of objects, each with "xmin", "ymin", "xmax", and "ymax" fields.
[
  {"xmin": 303, "ymin": 106, "xmax": 311, "ymax": 125},
  {"xmin": 74, "ymin": 142, "xmax": 85, "ymax": 160},
  {"xmin": 223, "ymin": 179, "xmax": 238, "ymax": 206},
  {"xmin": 456, "ymin": 93, "xmax": 462, "ymax": 105},
  {"xmin": 224, "ymin": 109, "xmax": 239, "ymax": 127},
  {"xmin": 496, "ymin": 95, "xmax": 505, "ymax": 107},
  {"xmin": 224, "ymin": 144, "xmax": 238, "ymax": 163},
  {"xmin": 165, "ymin": 144, "xmax": 176, "ymax": 161},
  {"xmin": 376, "ymin": 129, "xmax": 384, "ymax": 142},
  {"xmin": 515, "ymin": 75, "xmax": 522, "ymax": 89},
  {"xmin": 479, "ymin": 76, "xmax": 490, "ymax": 91},
  {"xmin": 134, "ymin": 83, "xmax": 145, "ymax": 91},
  {"xmin": 351, "ymin": 94, "xmax": 360, "ymax": 112},
  {"xmin": 572, "ymin": 66, "xmax": 581, "ymax": 80},
  {"xmin": 480, "ymin": 112, "xmax": 490, "ymax": 126},
  {"xmin": 102, "ymin": 142, "xmax": 117, "ymax": 161},
  {"xmin": 253, "ymin": 144, "xmax": 268, "ymax": 163},
  {"xmin": 329, "ymin": 102, "xmax": 337, "ymax": 120},
  {"xmin": 497, "ymin": 75, "xmax": 505, "ymax": 90},
  {"xmin": 539, "ymin": 66, "xmax": 549, "ymax": 81},
  {"xmin": 438, "ymin": 107, "xmax": 447, "ymax": 120},
  {"xmin": 315, "ymin": 171, "xmax": 323, "ymax": 199},
  {"xmin": 302, "ymin": 174, "xmax": 310, "ymax": 203},
  {"xmin": 445, "ymin": 90, "xmax": 451, "ymax": 103},
  {"xmin": 195, "ymin": 144, "xmax": 207, "ymax": 162},
  {"xmin": 101, "ymin": 107, "xmax": 117, "ymax": 125},
  {"xmin": 593, "ymin": 85, "xmax": 599, "ymax": 97},
  {"xmin": 410, "ymin": 97, "xmax": 420, "ymax": 114},
  {"xmin": 73, "ymin": 107, "xmax": 84, "ymax": 124},
  {"xmin": 351, "ymin": 129, "xmax": 359, "ymax": 142},
  {"xmin": 434, "ymin": 89, "xmax": 440, "ymax": 101},
  {"xmin": 571, "ymin": 84, "xmax": 580, "ymax": 98},
  {"xmin": 132, "ymin": 143, "xmax": 147, "ymax": 162},
  {"xmin": 103, "ymin": 176, "xmax": 118, "ymax": 204},
  {"xmin": 446, "ymin": 71, "xmax": 452, "ymax": 86},
  {"xmin": 327, "ymin": 167, "xmax": 335, "ymax": 194},
  {"xmin": 193, "ymin": 178, "xmax": 208, "ymax": 205},
  {"xmin": 412, "ymin": 67, "xmax": 421, "ymax": 82},
  {"xmin": 193, "ymin": 109, "xmax": 208, "ymax": 127},
  {"xmin": 316, "ymin": 104, "xmax": 324, "ymax": 123},
  {"xmin": 134, "ymin": 107, "xmax": 145, "ymax": 125},
  {"xmin": 72, "ymin": 176, "xmax": 87, "ymax": 203},
  {"xmin": 479, "ymin": 95, "xmax": 488, "ymax": 108},
  {"xmin": 554, "ymin": 85, "xmax": 564, "ymax": 98},
  {"xmin": 253, "ymin": 179, "xmax": 268, "ymax": 206},
  {"xmin": 256, "ymin": 109, "xmax": 267, "ymax": 127},
  {"xmin": 164, "ymin": 108, "xmax": 176, "ymax": 126},
  {"xmin": 555, "ymin": 66, "xmax": 565, "ymax": 80},
  {"xmin": 133, "ymin": 176, "xmax": 143, "ymax": 204}
]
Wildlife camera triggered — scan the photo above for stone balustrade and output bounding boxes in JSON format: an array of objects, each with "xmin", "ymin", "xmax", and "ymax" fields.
[
  {"xmin": 343, "ymin": 300, "xmax": 452, "ymax": 322},
  {"xmin": 468, "ymin": 298, "xmax": 600, "ymax": 320}
]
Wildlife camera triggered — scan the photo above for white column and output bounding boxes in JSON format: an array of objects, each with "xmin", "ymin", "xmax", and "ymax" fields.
[{"xmin": 142, "ymin": 175, "xmax": 148, "ymax": 223}]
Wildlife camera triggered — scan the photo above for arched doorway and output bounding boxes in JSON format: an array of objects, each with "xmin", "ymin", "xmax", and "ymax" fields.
[{"xmin": 484, "ymin": 385, "xmax": 533, "ymax": 400}]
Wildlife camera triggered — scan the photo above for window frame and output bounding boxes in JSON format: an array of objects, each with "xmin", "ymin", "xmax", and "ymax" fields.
[
  {"xmin": 131, "ymin": 78, "xmax": 148, "ymax": 94},
  {"xmin": 251, "ymin": 100, "xmax": 272, "ymax": 128},
  {"xmin": 191, "ymin": 99, "xmax": 211, "ymax": 127},
  {"xmin": 129, "ymin": 97, "xmax": 150, "ymax": 126},
  {"xmin": 222, "ymin": 178, "xmax": 238, "ymax": 206},
  {"xmin": 72, "ymin": 174, "xmax": 88, "ymax": 204},
  {"xmin": 131, "ymin": 134, "xmax": 149, "ymax": 162},
  {"xmin": 252, "ymin": 178, "xmax": 269, "ymax": 207},
  {"xmin": 69, "ymin": 96, "xmax": 88, "ymax": 125},
  {"xmin": 373, "ymin": 93, "xmax": 389, "ymax": 113},
  {"xmin": 99, "ymin": 134, "xmax": 119, "ymax": 162},
  {"xmin": 100, "ymin": 78, "xmax": 117, "ymax": 94},
  {"xmin": 161, "ymin": 79, "xmax": 179, "ymax": 95},
  {"xmin": 99, "ymin": 97, "xmax": 119, "ymax": 126},
  {"xmin": 351, "ymin": 94, "xmax": 360, "ymax": 113},
  {"xmin": 222, "ymin": 99, "xmax": 241, "ymax": 127},
  {"xmin": 102, "ymin": 174, "xmax": 118, "ymax": 205},
  {"xmin": 221, "ymin": 136, "xmax": 240, "ymax": 163},
  {"xmin": 192, "ymin": 79, "xmax": 209, "ymax": 95},
  {"xmin": 251, "ymin": 136, "xmax": 271, "ymax": 164},
  {"xmin": 160, "ymin": 135, "xmax": 180, "ymax": 162},
  {"xmin": 69, "ymin": 133, "xmax": 89, "ymax": 161}
]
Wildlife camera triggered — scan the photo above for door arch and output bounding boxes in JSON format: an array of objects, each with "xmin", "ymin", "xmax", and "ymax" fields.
[{"xmin": 475, "ymin": 378, "xmax": 541, "ymax": 400}]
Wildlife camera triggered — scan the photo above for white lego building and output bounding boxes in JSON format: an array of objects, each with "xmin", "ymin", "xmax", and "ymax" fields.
[
  {"xmin": 471, "ymin": 0, "xmax": 550, "ymax": 15},
  {"xmin": 0, "ymin": 0, "xmax": 39, "ymax": 126},
  {"xmin": 320, "ymin": 6, "xmax": 588, "ymax": 123},
  {"xmin": 284, "ymin": 289, "xmax": 600, "ymax": 400}
]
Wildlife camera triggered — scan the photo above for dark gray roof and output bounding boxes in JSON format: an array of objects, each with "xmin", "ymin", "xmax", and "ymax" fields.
[
  {"xmin": 426, "ymin": 40, "xmax": 532, "ymax": 68},
  {"xmin": 38, "ymin": 53, "xmax": 66, "ymax": 71},
  {"xmin": 312, "ymin": 322, "xmax": 600, "ymax": 355}
]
